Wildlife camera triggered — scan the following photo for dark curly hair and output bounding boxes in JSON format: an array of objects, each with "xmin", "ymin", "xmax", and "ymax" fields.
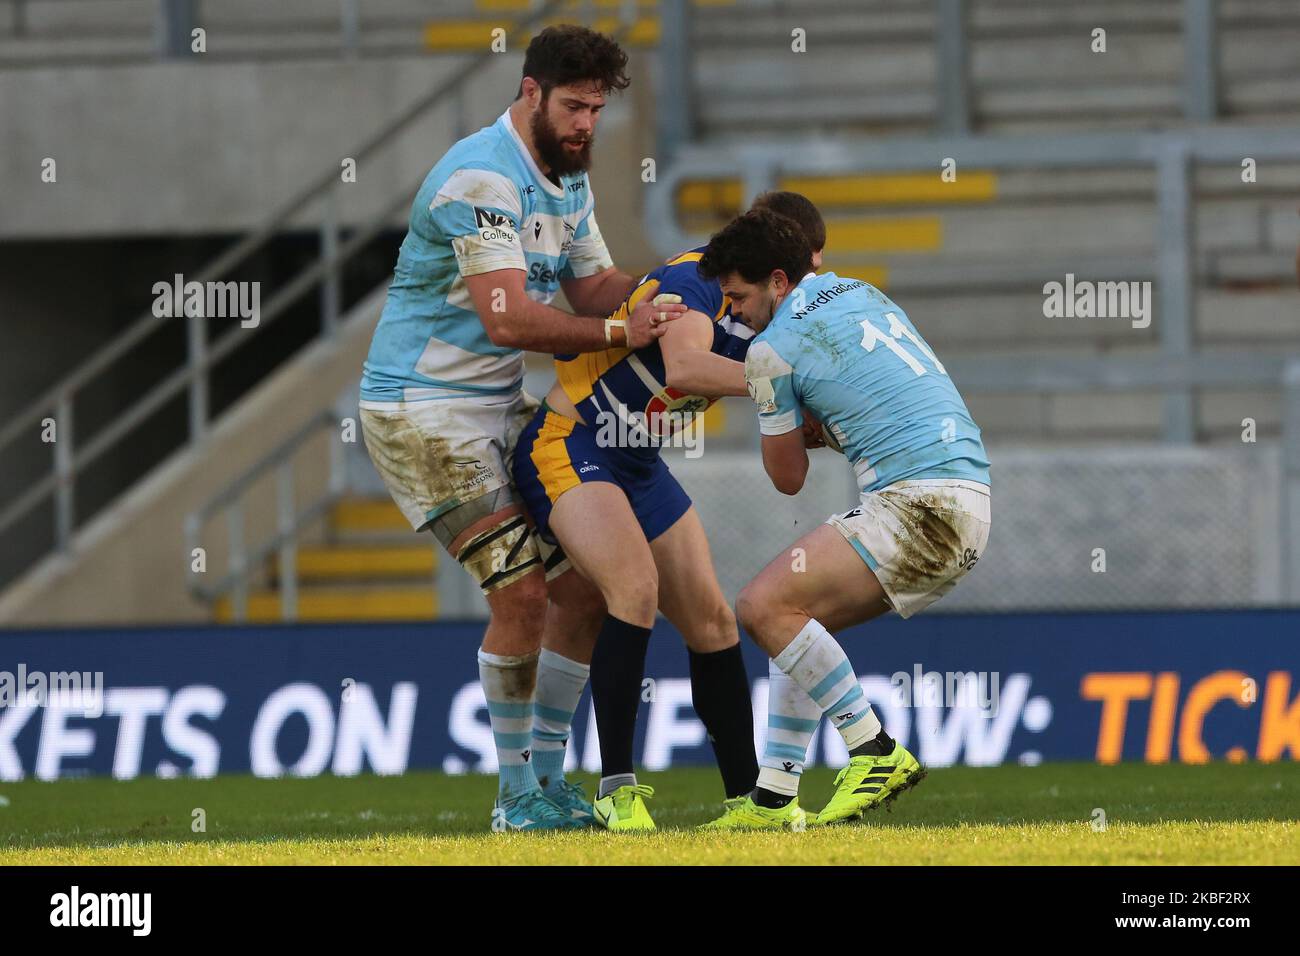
[
  {"xmin": 517, "ymin": 25, "xmax": 631, "ymax": 99},
  {"xmin": 752, "ymin": 190, "xmax": 826, "ymax": 253},
  {"xmin": 698, "ymin": 208, "xmax": 813, "ymax": 286}
]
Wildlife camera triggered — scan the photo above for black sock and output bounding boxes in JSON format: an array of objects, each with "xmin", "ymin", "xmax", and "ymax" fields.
[
  {"xmin": 689, "ymin": 644, "xmax": 759, "ymax": 798},
  {"xmin": 849, "ymin": 728, "xmax": 895, "ymax": 758},
  {"xmin": 589, "ymin": 614, "xmax": 653, "ymax": 778},
  {"xmin": 752, "ymin": 787, "xmax": 793, "ymax": 809}
]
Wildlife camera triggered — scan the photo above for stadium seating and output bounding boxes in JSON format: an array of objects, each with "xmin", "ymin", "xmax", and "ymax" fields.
[
  {"xmin": 215, "ymin": 496, "xmax": 438, "ymax": 623},
  {"xmin": 2, "ymin": 0, "xmax": 1298, "ymax": 625}
]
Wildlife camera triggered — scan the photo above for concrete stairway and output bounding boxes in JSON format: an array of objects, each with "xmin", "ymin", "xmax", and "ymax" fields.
[{"xmin": 214, "ymin": 497, "xmax": 439, "ymax": 623}]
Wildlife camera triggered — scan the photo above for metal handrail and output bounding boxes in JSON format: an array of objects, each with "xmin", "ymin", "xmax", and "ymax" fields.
[
  {"xmin": 185, "ymin": 409, "xmax": 346, "ymax": 621},
  {"xmin": 192, "ymin": 411, "xmax": 338, "ymax": 523},
  {"xmin": 0, "ymin": 0, "xmax": 567, "ymax": 562}
]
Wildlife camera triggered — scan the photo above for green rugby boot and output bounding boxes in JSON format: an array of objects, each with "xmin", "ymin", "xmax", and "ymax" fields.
[
  {"xmin": 700, "ymin": 795, "xmax": 808, "ymax": 831},
  {"xmin": 813, "ymin": 742, "xmax": 926, "ymax": 825},
  {"xmin": 592, "ymin": 783, "xmax": 656, "ymax": 832}
]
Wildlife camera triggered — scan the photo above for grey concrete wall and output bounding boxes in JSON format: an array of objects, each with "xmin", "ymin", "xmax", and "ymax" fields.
[{"xmin": 0, "ymin": 50, "xmax": 660, "ymax": 270}]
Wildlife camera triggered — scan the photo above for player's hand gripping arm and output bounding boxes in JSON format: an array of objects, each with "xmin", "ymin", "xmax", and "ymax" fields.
[
  {"xmin": 465, "ymin": 270, "xmax": 684, "ymax": 352},
  {"xmin": 658, "ymin": 310, "xmax": 748, "ymax": 398}
]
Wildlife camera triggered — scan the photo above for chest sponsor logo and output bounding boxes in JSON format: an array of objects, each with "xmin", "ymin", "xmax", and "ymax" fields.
[{"xmin": 529, "ymin": 261, "xmax": 559, "ymax": 284}]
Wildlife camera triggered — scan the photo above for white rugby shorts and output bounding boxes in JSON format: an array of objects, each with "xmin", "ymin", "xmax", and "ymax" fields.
[
  {"xmin": 827, "ymin": 478, "xmax": 991, "ymax": 619},
  {"xmin": 359, "ymin": 390, "xmax": 539, "ymax": 533}
]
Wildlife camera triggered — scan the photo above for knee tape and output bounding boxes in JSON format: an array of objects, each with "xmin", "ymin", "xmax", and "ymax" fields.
[{"xmin": 456, "ymin": 514, "xmax": 542, "ymax": 594}]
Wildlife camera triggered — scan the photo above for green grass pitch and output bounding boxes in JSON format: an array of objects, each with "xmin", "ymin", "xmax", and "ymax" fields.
[{"xmin": 1, "ymin": 762, "xmax": 1297, "ymax": 865}]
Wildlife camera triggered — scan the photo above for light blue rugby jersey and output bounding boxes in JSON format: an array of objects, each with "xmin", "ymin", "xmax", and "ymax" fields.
[
  {"xmin": 360, "ymin": 109, "xmax": 613, "ymax": 404},
  {"xmin": 744, "ymin": 272, "xmax": 990, "ymax": 493}
]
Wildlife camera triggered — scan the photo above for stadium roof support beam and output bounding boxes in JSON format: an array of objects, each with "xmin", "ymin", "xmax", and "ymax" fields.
[
  {"xmin": 936, "ymin": 0, "xmax": 972, "ymax": 135},
  {"xmin": 340, "ymin": 0, "xmax": 361, "ymax": 58},
  {"xmin": 657, "ymin": 0, "xmax": 695, "ymax": 163},
  {"xmin": 155, "ymin": 0, "xmax": 197, "ymax": 60},
  {"xmin": 1284, "ymin": 362, "xmax": 1300, "ymax": 602},
  {"xmin": 1184, "ymin": 0, "xmax": 1220, "ymax": 123},
  {"xmin": 1155, "ymin": 139, "xmax": 1196, "ymax": 444}
]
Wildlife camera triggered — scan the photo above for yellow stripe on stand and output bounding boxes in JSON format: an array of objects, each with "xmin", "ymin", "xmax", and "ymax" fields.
[
  {"xmin": 824, "ymin": 217, "xmax": 941, "ymax": 253},
  {"xmin": 676, "ymin": 171, "xmax": 998, "ymax": 215}
]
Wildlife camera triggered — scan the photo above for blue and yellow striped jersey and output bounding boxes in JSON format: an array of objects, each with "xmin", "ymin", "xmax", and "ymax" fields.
[{"xmin": 553, "ymin": 247, "xmax": 754, "ymax": 454}]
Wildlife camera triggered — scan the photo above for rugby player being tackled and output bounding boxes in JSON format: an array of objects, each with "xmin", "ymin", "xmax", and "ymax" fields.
[
  {"xmin": 698, "ymin": 209, "xmax": 992, "ymax": 826},
  {"xmin": 513, "ymin": 195, "xmax": 829, "ymax": 831}
]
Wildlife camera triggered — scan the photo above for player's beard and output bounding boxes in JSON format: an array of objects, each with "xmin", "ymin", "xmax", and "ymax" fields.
[
  {"xmin": 751, "ymin": 288, "xmax": 779, "ymax": 333},
  {"xmin": 530, "ymin": 105, "xmax": 593, "ymax": 177}
]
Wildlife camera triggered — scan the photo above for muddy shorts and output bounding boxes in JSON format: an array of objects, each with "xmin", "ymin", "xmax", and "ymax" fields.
[
  {"xmin": 827, "ymin": 478, "xmax": 991, "ymax": 619},
  {"xmin": 358, "ymin": 389, "xmax": 539, "ymax": 535}
]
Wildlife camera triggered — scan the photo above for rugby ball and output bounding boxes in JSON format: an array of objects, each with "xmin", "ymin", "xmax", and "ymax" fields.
[
  {"xmin": 818, "ymin": 419, "xmax": 845, "ymax": 454},
  {"xmin": 645, "ymin": 388, "xmax": 714, "ymax": 436},
  {"xmin": 803, "ymin": 407, "xmax": 845, "ymax": 454}
]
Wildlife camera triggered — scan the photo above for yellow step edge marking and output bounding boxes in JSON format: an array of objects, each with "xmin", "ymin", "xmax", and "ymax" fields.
[
  {"xmin": 423, "ymin": 20, "xmax": 515, "ymax": 50},
  {"xmin": 272, "ymin": 548, "xmax": 437, "ymax": 577},
  {"xmin": 786, "ymin": 172, "xmax": 997, "ymax": 206},
  {"xmin": 476, "ymin": 0, "xmax": 732, "ymax": 9},
  {"xmin": 676, "ymin": 172, "xmax": 998, "ymax": 213},
  {"xmin": 825, "ymin": 217, "xmax": 942, "ymax": 253},
  {"xmin": 830, "ymin": 264, "xmax": 890, "ymax": 289},
  {"xmin": 425, "ymin": 16, "xmax": 660, "ymax": 51},
  {"xmin": 553, "ymin": 15, "xmax": 660, "ymax": 43},
  {"xmin": 331, "ymin": 499, "xmax": 409, "ymax": 533},
  {"xmin": 215, "ymin": 588, "xmax": 437, "ymax": 624}
]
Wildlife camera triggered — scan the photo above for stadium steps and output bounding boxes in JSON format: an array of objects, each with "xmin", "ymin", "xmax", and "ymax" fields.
[
  {"xmin": 268, "ymin": 544, "xmax": 437, "ymax": 584},
  {"xmin": 690, "ymin": 0, "xmax": 1300, "ymax": 138},
  {"xmin": 423, "ymin": 16, "xmax": 661, "ymax": 53},
  {"xmin": 328, "ymin": 497, "xmax": 413, "ymax": 541},
  {"xmin": 214, "ymin": 585, "xmax": 436, "ymax": 624},
  {"xmin": 676, "ymin": 161, "xmax": 1299, "ymax": 293},
  {"xmin": 6, "ymin": 0, "xmax": 1296, "ymax": 146},
  {"xmin": 216, "ymin": 497, "xmax": 439, "ymax": 623},
  {"xmin": 0, "ymin": 0, "xmax": 730, "ymax": 66},
  {"xmin": 677, "ymin": 170, "xmax": 1003, "ymax": 290},
  {"xmin": 677, "ymin": 172, "xmax": 999, "ymax": 213}
]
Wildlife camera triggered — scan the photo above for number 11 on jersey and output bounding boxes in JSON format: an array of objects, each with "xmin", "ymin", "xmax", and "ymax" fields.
[{"xmin": 858, "ymin": 311, "xmax": 947, "ymax": 377}]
